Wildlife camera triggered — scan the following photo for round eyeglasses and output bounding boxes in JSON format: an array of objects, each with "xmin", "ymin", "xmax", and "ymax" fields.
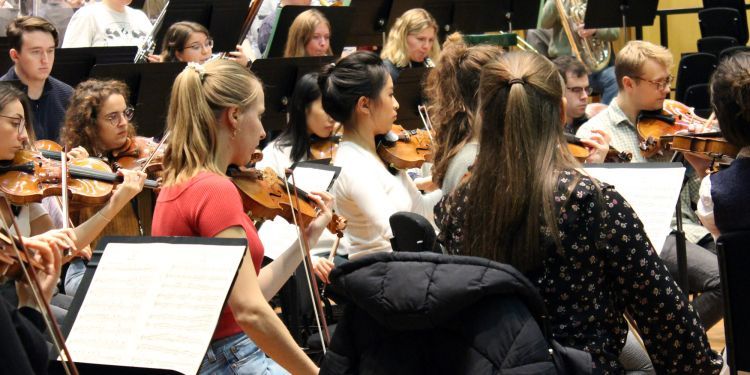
[{"xmin": 102, "ymin": 106, "xmax": 135, "ymax": 126}]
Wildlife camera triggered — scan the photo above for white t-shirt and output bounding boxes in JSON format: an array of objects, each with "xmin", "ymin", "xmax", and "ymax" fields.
[
  {"xmin": 62, "ymin": 3, "xmax": 152, "ymax": 48},
  {"xmin": 332, "ymin": 141, "xmax": 442, "ymax": 259}
]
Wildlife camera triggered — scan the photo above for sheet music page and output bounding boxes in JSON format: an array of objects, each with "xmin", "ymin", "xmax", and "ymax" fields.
[
  {"xmin": 288, "ymin": 165, "xmax": 337, "ymax": 194},
  {"xmin": 584, "ymin": 164, "xmax": 685, "ymax": 253},
  {"xmin": 63, "ymin": 242, "xmax": 245, "ymax": 374}
]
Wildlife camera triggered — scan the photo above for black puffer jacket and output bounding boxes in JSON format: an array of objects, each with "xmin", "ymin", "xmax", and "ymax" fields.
[{"xmin": 320, "ymin": 252, "xmax": 591, "ymax": 375}]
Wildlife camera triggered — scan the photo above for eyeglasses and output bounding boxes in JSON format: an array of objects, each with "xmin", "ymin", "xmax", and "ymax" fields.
[
  {"xmin": 183, "ymin": 39, "xmax": 214, "ymax": 52},
  {"xmin": 566, "ymin": 86, "xmax": 593, "ymax": 96},
  {"xmin": 102, "ymin": 106, "xmax": 135, "ymax": 126},
  {"xmin": 634, "ymin": 75, "xmax": 673, "ymax": 91},
  {"xmin": 0, "ymin": 114, "xmax": 25, "ymax": 135}
]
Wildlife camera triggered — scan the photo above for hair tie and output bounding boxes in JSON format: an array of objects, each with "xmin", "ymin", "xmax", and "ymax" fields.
[
  {"xmin": 508, "ymin": 78, "xmax": 524, "ymax": 86},
  {"xmin": 185, "ymin": 62, "xmax": 206, "ymax": 82}
]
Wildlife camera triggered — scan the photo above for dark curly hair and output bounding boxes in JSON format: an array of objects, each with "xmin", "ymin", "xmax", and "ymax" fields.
[
  {"xmin": 711, "ymin": 51, "xmax": 750, "ymax": 148},
  {"xmin": 61, "ymin": 79, "xmax": 136, "ymax": 156}
]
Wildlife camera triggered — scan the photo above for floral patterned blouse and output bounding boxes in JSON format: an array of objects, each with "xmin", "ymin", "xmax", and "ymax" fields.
[{"xmin": 435, "ymin": 169, "xmax": 723, "ymax": 374}]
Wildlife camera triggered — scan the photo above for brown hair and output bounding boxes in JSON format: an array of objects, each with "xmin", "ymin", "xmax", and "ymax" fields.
[
  {"xmin": 463, "ymin": 51, "xmax": 579, "ymax": 273},
  {"xmin": 423, "ymin": 32, "xmax": 503, "ymax": 188},
  {"xmin": 553, "ymin": 55, "xmax": 588, "ymax": 83},
  {"xmin": 0, "ymin": 82, "xmax": 36, "ymax": 143},
  {"xmin": 381, "ymin": 8, "xmax": 440, "ymax": 67},
  {"xmin": 162, "ymin": 60, "xmax": 263, "ymax": 185},
  {"xmin": 61, "ymin": 79, "xmax": 135, "ymax": 156},
  {"xmin": 283, "ymin": 9, "xmax": 333, "ymax": 58},
  {"xmin": 160, "ymin": 21, "xmax": 211, "ymax": 62},
  {"xmin": 6, "ymin": 16, "xmax": 59, "ymax": 51},
  {"xmin": 711, "ymin": 51, "xmax": 750, "ymax": 148},
  {"xmin": 614, "ymin": 40, "xmax": 673, "ymax": 91}
]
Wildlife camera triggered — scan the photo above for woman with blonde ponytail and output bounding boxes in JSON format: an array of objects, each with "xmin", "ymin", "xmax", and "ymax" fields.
[
  {"xmin": 152, "ymin": 60, "xmax": 333, "ymax": 375},
  {"xmin": 435, "ymin": 51, "xmax": 723, "ymax": 374},
  {"xmin": 423, "ymin": 32, "xmax": 502, "ymax": 194}
]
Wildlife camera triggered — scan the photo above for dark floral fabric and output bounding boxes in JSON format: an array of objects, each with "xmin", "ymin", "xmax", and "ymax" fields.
[{"xmin": 435, "ymin": 169, "xmax": 723, "ymax": 374}]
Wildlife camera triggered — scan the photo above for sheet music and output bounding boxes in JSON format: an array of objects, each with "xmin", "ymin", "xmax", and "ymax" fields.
[
  {"xmin": 584, "ymin": 164, "xmax": 686, "ymax": 253},
  {"xmin": 64, "ymin": 242, "xmax": 246, "ymax": 374},
  {"xmin": 288, "ymin": 165, "xmax": 337, "ymax": 194}
]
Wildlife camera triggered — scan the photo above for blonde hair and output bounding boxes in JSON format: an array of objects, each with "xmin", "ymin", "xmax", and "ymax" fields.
[
  {"xmin": 283, "ymin": 9, "xmax": 333, "ymax": 57},
  {"xmin": 162, "ymin": 60, "xmax": 263, "ymax": 186},
  {"xmin": 381, "ymin": 8, "xmax": 440, "ymax": 67},
  {"xmin": 615, "ymin": 40, "xmax": 673, "ymax": 90}
]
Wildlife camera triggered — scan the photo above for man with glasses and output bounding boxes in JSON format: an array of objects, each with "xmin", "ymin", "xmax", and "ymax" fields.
[
  {"xmin": 1, "ymin": 16, "xmax": 73, "ymax": 141},
  {"xmin": 577, "ymin": 40, "xmax": 724, "ymax": 333},
  {"xmin": 555, "ymin": 56, "xmax": 599, "ymax": 133}
]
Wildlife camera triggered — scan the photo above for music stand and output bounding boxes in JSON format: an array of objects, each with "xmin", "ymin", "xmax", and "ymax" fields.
[
  {"xmin": 424, "ymin": 0, "xmax": 540, "ymax": 39},
  {"xmin": 584, "ymin": 0, "xmax": 658, "ymax": 30},
  {"xmin": 89, "ymin": 62, "xmax": 186, "ymax": 138},
  {"xmin": 250, "ymin": 56, "xmax": 336, "ymax": 133},
  {"xmin": 152, "ymin": 0, "xmax": 250, "ymax": 54},
  {"xmin": 341, "ymin": 0, "xmax": 424, "ymax": 47},
  {"xmin": 264, "ymin": 6, "xmax": 354, "ymax": 58},
  {"xmin": 394, "ymin": 67, "xmax": 430, "ymax": 130}
]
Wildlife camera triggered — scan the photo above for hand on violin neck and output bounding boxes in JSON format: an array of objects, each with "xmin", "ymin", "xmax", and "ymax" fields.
[
  {"xmin": 15, "ymin": 235, "xmax": 62, "ymax": 307},
  {"xmin": 580, "ymin": 130, "xmax": 611, "ymax": 164},
  {"xmin": 66, "ymin": 146, "xmax": 89, "ymax": 161},
  {"xmin": 304, "ymin": 191, "xmax": 335, "ymax": 243},
  {"xmin": 108, "ymin": 169, "xmax": 147, "ymax": 210}
]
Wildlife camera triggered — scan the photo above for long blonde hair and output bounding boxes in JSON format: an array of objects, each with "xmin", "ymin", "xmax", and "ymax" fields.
[
  {"xmin": 380, "ymin": 8, "xmax": 440, "ymax": 68},
  {"xmin": 162, "ymin": 60, "xmax": 262, "ymax": 186},
  {"xmin": 284, "ymin": 9, "xmax": 333, "ymax": 57},
  {"xmin": 464, "ymin": 51, "xmax": 579, "ymax": 273}
]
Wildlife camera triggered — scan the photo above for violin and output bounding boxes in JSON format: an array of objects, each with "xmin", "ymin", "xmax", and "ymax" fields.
[
  {"xmin": 0, "ymin": 227, "xmax": 45, "ymax": 281},
  {"xmin": 377, "ymin": 124, "xmax": 433, "ymax": 170},
  {"xmin": 109, "ymin": 136, "xmax": 165, "ymax": 177},
  {"xmin": 636, "ymin": 99, "xmax": 713, "ymax": 158},
  {"xmin": 565, "ymin": 133, "xmax": 633, "ymax": 163},
  {"xmin": 0, "ymin": 150, "xmax": 159, "ymax": 206},
  {"xmin": 309, "ymin": 123, "xmax": 343, "ymax": 161},
  {"xmin": 228, "ymin": 166, "xmax": 346, "ymax": 236},
  {"xmin": 661, "ymin": 132, "xmax": 738, "ymax": 172}
]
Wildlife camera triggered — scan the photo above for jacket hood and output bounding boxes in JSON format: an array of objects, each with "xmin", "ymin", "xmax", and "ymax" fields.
[{"xmin": 328, "ymin": 252, "xmax": 549, "ymax": 332}]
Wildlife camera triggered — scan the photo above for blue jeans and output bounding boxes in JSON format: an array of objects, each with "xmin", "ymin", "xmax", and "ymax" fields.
[
  {"xmin": 199, "ymin": 332, "xmax": 289, "ymax": 375},
  {"xmin": 590, "ymin": 66, "xmax": 618, "ymax": 105}
]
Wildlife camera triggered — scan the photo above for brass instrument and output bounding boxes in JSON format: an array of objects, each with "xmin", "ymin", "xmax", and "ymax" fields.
[
  {"xmin": 554, "ymin": 0, "xmax": 611, "ymax": 72},
  {"xmin": 134, "ymin": 0, "xmax": 169, "ymax": 63}
]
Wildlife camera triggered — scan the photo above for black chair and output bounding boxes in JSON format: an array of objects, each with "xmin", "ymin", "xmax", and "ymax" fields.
[
  {"xmin": 697, "ymin": 36, "xmax": 738, "ymax": 57},
  {"xmin": 717, "ymin": 231, "xmax": 750, "ymax": 374},
  {"xmin": 703, "ymin": 0, "xmax": 749, "ymax": 44},
  {"xmin": 719, "ymin": 45, "xmax": 750, "ymax": 61},
  {"xmin": 389, "ymin": 211, "xmax": 439, "ymax": 253},
  {"xmin": 698, "ymin": 7, "xmax": 743, "ymax": 42},
  {"xmin": 683, "ymin": 84, "xmax": 712, "ymax": 118},
  {"xmin": 675, "ymin": 53, "xmax": 717, "ymax": 103}
]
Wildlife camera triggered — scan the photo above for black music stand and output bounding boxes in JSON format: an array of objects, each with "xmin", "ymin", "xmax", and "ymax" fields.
[
  {"xmin": 250, "ymin": 56, "xmax": 336, "ymax": 133},
  {"xmin": 424, "ymin": 0, "xmax": 540, "ymax": 39},
  {"xmin": 343, "ymin": 0, "xmax": 425, "ymax": 47},
  {"xmin": 0, "ymin": 47, "xmax": 137, "ymax": 88},
  {"xmin": 89, "ymin": 62, "xmax": 186, "ymax": 138},
  {"xmin": 264, "ymin": 6, "xmax": 354, "ymax": 58},
  {"xmin": 584, "ymin": 0, "xmax": 658, "ymax": 30},
  {"xmin": 394, "ymin": 67, "xmax": 430, "ymax": 130},
  {"xmin": 152, "ymin": 0, "xmax": 250, "ymax": 54}
]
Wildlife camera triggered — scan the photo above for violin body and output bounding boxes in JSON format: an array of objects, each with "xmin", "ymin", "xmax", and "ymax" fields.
[
  {"xmin": 564, "ymin": 133, "xmax": 632, "ymax": 163},
  {"xmin": 111, "ymin": 136, "xmax": 165, "ymax": 178},
  {"xmin": 664, "ymin": 132, "xmax": 739, "ymax": 160},
  {"xmin": 309, "ymin": 134, "xmax": 342, "ymax": 161},
  {"xmin": 377, "ymin": 124, "xmax": 433, "ymax": 170},
  {"xmin": 229, "ymin": 166, "xmax": 346, "ymax": 236},
  {"xmin": 0, "ymin": 150, "xmax": 115, "ymax": 206},
  {"xmin": 637, "ymin": 99, "xmax": 709, "ymax": 158}
]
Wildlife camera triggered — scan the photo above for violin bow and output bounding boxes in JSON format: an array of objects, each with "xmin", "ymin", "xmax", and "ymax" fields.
[
  {"xmin": 417, "ymin": 104, "xmax": 435, "ymax": 145},
  {"xmin": 282, "ymin": 169, "xmax": 331, "ymax": 350},
  {"xmin": 0, "ymin": 196, "xmax": 78, "ymax": 375},
  {"xmin": 138, "ymin": 131, "xmax": 170, "ymax": 174}
]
